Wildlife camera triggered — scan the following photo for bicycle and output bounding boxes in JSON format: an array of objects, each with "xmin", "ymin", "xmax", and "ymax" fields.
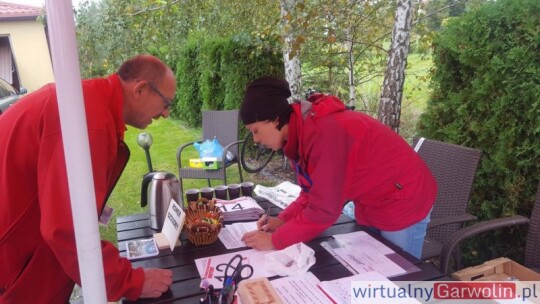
[{"xmin": 240, "ymin": 131, "xmax": 278, "ymax": 173}]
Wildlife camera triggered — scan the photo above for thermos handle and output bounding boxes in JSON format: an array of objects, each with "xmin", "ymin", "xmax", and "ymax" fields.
[{"xmin": 140, "ymin": 172, "xmax": 157, "ymax": 207}]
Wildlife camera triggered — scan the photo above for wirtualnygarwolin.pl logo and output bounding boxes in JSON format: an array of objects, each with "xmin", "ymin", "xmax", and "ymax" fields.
[{"xmin": 350, "ymin": 281, "xmax": 540, "ymax": 303}]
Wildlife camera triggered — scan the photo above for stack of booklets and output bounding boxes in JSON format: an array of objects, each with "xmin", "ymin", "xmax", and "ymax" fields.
[{"xmin": 215, "ymin": 196, "xmax": 264, "ymax": 221}]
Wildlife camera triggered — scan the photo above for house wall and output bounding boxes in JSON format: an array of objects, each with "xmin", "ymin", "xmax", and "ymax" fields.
[{"xmin": 0, "ymin": 19, "xmax": 54, "ymax": 92}]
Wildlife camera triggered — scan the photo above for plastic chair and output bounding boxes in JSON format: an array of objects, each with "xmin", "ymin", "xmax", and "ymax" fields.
[
  {"xmin": 176, "ymin": 110, "xmax": 244, "ymax": 203},
  {"xmin": 413, "ymin": 137, "xmax": 482, "ymax": 261},
  {"xmin": 440, "ymin": 181, "xmax": 540, "ymax": 275}
]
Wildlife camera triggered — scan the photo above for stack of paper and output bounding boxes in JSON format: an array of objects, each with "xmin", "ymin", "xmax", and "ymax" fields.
[
  {"xmin": 253, "ymin": 181, "xmax": 301, "ymax": 209},
  {"xmin": 215, "ymin": 197, "xmax": 264, "ymax": 221},
  {"xmin": 321, "ymin": 231, "xmax": 420, "ymax": 278}
]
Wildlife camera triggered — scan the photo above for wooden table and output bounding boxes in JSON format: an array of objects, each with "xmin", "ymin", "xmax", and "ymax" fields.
[{"xmin": 117, "ymin": 198, "xmax": 444, "ymax": 303}]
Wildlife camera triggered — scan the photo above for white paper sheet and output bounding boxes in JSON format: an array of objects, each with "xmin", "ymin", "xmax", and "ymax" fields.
[
  {"xmin": 333, "ymin": 231, "xmax": 394, "ymax": 254},
  {"xmin": 218, "ymin": 221, "xmax": 258, "ymax": 249},
  {"xmin": 318, "ymin": 271, "xmax": 390, "ymax": 304},
  {"xmin": 271, "ymin": 272, "xmax": 331, "ymax": 304},
  {"xmin": 253, "ymin": 181, "xmax": 301, "ymax": 209},
  {"xmin": 321, "ymin": 231, "xmax": 417, "ymax": 278}
]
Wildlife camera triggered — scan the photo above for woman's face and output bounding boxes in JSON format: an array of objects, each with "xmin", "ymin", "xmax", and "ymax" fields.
[{"xmin": 246, "ymin": 120, "xmax": 286, "ymax": 151}]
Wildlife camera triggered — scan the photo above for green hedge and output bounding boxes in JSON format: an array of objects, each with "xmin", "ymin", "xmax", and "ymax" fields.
[
  {"xmin": 417, "ymin": 0, "xmax": 540, "ymax": 265},
  {"xmin": 172, "ymin": 33, "xmax": 284, "ymax": 127},
  {"xmin": 174, "ymin": 37, "xmax": 203, "ymax": 127}
]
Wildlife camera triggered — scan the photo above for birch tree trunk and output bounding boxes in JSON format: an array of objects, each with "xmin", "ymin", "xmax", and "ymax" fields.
[
  {"xmin": 279, "ymin": 0, "xmax": 302, "ymax": 101},
  {"xmin": 345, "ymin": 0, "xmax": 357, "ymax": 108},
  {"xmin": 345, "ymin": 25, "xmax": 357, "ymax": 107},
  {"xmin": 378, "ymin": 0, "xmax": 413, "ymax": 133}
]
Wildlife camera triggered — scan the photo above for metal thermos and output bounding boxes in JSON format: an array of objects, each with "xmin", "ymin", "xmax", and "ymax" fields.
[{"xmin": 140, "ymin": 171, "xmax": 179, "ymax": 230}]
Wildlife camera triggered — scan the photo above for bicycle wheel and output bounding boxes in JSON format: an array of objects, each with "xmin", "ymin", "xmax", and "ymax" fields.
[{"xmin": 240, "ymin": 132, "xmax": 275, "ymax": 173}]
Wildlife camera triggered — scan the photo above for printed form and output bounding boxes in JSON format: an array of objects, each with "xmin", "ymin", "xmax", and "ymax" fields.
[
  {"xmin": 322, "ymin": 231, "xmax": 420, "ymax": 277},
  {"xmin": 271, "ymin": 272, "xmax": 330, "ymax": 304},
  {"xmin": 218, "ymin": 221, "xmax": 258, "ymax": 249}
]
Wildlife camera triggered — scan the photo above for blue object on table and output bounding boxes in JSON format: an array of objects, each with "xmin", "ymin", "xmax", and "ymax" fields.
[{"xmin": 342, "ymin": 201, "xmax": 355, "ymax": 219}]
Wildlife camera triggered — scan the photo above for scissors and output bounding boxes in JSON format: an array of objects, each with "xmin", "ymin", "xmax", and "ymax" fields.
[{"xmin": 223, "ymin": 254, "xmax": 254, "ymax": 285}]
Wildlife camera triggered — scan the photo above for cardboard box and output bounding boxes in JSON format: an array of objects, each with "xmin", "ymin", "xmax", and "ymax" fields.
[
  {"xmin": 189, "ymin": 158, "xmax": 203, "ymax": 168},
  {"xmin": 202, "ymin": 157, "xmax": 221, "ymax": 170},
  {"xmin": 452, "ymin": 257, "xmax": 540, "ymax": 281}
]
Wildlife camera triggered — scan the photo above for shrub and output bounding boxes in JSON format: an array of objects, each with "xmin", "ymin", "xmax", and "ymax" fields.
[
  {"xmin": 173, "ymin": 33, "xmax": 284, "ymax": 128},
  {"xmin": 174, "ymin": 37, "xmax": 203, "ymax": 127},
  {"xmin": 417, "ymin": 0, "xmax": 540, "ymax": 265}
]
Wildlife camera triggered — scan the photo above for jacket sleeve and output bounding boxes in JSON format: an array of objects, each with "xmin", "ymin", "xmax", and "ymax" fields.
[
  {"xmin": 277, "ymin": 186, "xmax": 308, "ymax": 221},
  {"xmin": 37, "ymin": 113, "xmax": 144, "ymax": 301},
  {"xmin": 272, "ymin": 123, "xmax": 352, "ymax": 249}
]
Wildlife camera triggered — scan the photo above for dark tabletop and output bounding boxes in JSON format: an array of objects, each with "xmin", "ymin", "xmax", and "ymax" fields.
[{"xmin": 118, "ymin": 198, "xmax": 444, "ymax": 303}]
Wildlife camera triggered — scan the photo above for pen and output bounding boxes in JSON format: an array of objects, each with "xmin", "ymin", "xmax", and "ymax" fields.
[{"xmin": 261, "ymin": 206, "xmax": 271, "ymax": 231}]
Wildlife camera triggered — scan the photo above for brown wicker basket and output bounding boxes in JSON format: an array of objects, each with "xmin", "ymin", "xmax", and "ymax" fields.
[{"xmin": 184, "ymin": 198, "xmax": 224, "ymax": 246}]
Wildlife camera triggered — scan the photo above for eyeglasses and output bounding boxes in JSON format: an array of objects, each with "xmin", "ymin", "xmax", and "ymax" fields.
[{"xmin": 148, "ymin": 82, "xmax": 173, "ymax": 109}]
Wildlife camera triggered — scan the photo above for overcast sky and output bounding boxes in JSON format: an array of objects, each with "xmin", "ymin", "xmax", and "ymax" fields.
[{"xmin": 4, "ymin": 0, "xmax": 86, "ymax": 8}]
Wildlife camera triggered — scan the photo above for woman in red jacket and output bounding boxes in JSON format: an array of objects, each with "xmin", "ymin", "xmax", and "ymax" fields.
[{"xmin": 241, "ymin": 76, "xmax": 437, "ymax": 259}]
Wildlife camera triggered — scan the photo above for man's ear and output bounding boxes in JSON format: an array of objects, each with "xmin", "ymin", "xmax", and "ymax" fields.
[{"xmin": 132, "ymin": 80, "xmax": 147, "ymax": 99}]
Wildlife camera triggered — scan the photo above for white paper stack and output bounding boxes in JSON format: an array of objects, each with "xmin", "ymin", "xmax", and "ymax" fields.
[
  {"xmin": 253, "ymin": 181, "xmax": 301, "ymax": 209},
  {"xmin": 215, "ymin": 196, "xmax": 265, "ymax": 221}
]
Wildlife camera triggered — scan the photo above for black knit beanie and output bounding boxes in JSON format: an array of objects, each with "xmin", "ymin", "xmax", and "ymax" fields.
[{"xmin": 240, "ymin": 76, "xmax": 292, "ymax": 125}]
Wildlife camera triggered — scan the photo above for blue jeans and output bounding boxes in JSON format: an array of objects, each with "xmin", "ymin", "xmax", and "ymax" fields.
[
  {"xmin": 379, "ymin": 211, "xmax": 431, "ymax": 259},
  {"xmin": 342, "ymin": 202, "xmax": 431, "ymax": 259}
]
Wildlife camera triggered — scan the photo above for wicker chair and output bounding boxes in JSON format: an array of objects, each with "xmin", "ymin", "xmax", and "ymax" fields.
[
  {"xmin": 413, "ymin": 137, "xmax": 482, "ymax": 261},
  {"xmin": 440, "ymin": 181, "xmax": 540, "ymax": 275},
  {"xmin": 176, "ymin": 110, "xmax": 244, "ymax": 203}
]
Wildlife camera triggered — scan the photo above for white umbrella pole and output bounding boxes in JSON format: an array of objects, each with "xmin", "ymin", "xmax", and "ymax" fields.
[{"xmin": 45, "ymin": 0, "xmax": 107, "ymax": 302}]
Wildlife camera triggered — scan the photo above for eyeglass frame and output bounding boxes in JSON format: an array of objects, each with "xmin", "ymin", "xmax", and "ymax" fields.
[{"xmin": 147, "ymin": 82, "xmax": 173, "ymax": 109}]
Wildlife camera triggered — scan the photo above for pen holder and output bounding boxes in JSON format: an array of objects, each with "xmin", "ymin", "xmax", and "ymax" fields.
[{"xmin": 185, "ymin": 198, "xmax": 223, "ymax": 246}]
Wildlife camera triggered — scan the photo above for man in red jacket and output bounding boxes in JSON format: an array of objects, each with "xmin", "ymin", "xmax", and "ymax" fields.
[
  {"xmin": 241, "ymin": 76, "xmax": 437, "ymax": 259},
  {"xmin": 0, "ymin": 55, "xmax": 174, "ymax": 302}
]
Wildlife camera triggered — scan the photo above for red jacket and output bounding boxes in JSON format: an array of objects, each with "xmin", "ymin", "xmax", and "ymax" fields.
[
  {"xmin": 272, "ymin": 95, "xmax": 437, "ymax": 249},
  {"xmin": 0, "ymin": 75, "xmax": 144, "ymax": 302}
]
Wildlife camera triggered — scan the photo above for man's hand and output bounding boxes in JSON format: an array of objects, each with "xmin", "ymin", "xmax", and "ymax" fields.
[
  {"xmin": 139, "ymin": 268, "xmax": 173, "ymax": 298},
  {"xmin": 242, "ymin": 230, "xmax": 275, "ymax": 250},
  {"xmin": 257, "ymin": 215, "xmax": 284, "ymax": 232}
]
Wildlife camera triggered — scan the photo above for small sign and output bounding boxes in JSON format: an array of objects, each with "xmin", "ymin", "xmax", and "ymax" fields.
[{"xmin": 156, "ymin": 198, "xmax": 185, "ymax": 251}]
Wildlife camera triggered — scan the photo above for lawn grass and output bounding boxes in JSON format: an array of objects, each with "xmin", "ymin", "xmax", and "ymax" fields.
[{"xmin": 100, "ymin": 118, "xmax": 255, "ymax": 243}]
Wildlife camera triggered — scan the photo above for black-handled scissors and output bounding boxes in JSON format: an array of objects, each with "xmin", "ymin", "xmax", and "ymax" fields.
[{"xmin": 223, "ymin": 254, "xmax": 254, "ymax": 284}]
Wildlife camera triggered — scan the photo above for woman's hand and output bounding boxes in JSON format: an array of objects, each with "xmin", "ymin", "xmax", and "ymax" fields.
[
  {"xmin": 241, "ymin": 230, "xmax": 274, "ymax": 251},
  {"xmin": 257, "ymin": 215, "xmax": 284, "ymax": 232}
]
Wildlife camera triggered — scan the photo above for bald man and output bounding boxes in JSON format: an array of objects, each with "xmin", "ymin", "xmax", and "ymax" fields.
[{"xmin": 0, "ymin": 55, "xmax": 175, "ymax": 302}]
